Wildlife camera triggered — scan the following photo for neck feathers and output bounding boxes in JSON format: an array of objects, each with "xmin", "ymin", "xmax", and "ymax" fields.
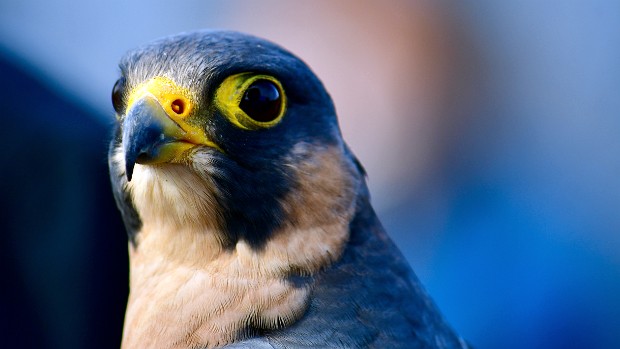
[{"xmin": 111, "ymin": 143, "xmax": 362, "ymax": 348}]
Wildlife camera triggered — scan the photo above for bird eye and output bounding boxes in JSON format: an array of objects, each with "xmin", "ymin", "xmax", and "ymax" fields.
[
  {"xmin": 214, "ymin": 73, "xmax": 287, "ymax": 130},
  {"xmin": 239, "ymin": 79, "xmax": 282, "ymax": 123},
  {"xmin": 112, "ymin": 77, "xmax": 126, "ymax": 114}
]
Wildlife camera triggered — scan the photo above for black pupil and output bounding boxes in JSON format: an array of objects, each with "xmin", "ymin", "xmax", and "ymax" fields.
[
  {"xmin": 112, "ymin": 77, "xmax": 125, "ymax": 113},
  {"xmin": 239, "ymin": 79, "xmax": 282, "ymax": 122}
]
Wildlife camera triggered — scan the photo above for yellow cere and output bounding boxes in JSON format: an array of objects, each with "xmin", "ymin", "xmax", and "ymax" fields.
[
  {"xmin": 214, "ymin": 73, "xmax": 286, "ymax": 130},
  {"xmin": 126, "ymin": 76, "xmax": 194, "ymax": 119},
  {"xmin": 126, "ymin": 76, "xmax": 224, "ymax": 154}
]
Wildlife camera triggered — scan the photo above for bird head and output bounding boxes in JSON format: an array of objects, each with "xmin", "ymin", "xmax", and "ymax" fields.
[{"xmin": 109, "ymin": 30, "xmax": 364, "ymax": 258}]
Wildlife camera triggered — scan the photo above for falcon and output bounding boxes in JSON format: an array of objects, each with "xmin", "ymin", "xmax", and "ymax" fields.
[{"xmin": 109, "ymin": 30, "xmax": 469, "ymax": 349}]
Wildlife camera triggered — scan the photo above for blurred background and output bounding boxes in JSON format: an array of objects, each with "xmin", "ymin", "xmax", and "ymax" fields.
[{"xmin": 1, "ymin": 1, "xmax": 619, "ymax": 348}]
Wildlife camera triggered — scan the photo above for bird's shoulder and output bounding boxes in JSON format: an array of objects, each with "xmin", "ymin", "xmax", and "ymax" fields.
[{"xmin": 228, "ymin": 195, "xmax": 469, "ymax": 349}]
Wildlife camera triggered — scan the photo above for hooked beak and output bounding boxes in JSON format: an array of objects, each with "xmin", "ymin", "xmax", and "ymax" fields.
[
  {"xmin": 121, "ymin": 77, "xmax": 220, "ymax": 181},
  {"xmin": 122, "ymin": 96, "xmax": 195, "ymax": 181}
]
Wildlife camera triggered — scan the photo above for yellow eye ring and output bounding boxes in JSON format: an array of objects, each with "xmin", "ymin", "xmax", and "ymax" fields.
[{"xmin": 214, "ymin": 73, "xmax": 287, "ymax": 130}]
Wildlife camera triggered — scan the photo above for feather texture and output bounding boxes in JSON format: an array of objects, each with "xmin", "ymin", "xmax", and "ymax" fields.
[{"xmin": 108, "ymin": 30, "xmax": 470, "ymax": 348}]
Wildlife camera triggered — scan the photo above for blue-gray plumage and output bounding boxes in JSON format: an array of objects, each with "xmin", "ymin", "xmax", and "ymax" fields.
[
  {"xmin": 108, "ymin": 30, "xmax": 470, "ymax": 349},
  {"xmin": 229, "ymin": 187, "xmax": 468, "ymax": 349}
]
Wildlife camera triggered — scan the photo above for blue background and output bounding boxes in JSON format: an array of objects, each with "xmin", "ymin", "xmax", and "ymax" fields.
[{"xmin": 1, "ymin": 1, "xmax": 619, "ymax": 348}]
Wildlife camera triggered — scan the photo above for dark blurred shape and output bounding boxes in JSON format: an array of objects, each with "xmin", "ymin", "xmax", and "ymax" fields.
[{"xmin": 0, "ymin": 51, "xmax": 128, "ymax": 348}]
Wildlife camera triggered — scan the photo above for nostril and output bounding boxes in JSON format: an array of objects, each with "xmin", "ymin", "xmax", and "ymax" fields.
[{"xmin": 171, "ymin": 99, "xmax": 185, "ymax": 115}]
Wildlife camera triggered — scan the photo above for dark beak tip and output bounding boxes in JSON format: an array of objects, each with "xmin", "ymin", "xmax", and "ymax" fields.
[
  {"xmin": 125, "ymin": 162, "xmax": 135, "ymax": 182},
  {"xmin": 123, "ymin": 137, "xmax": 139, "ymax": 182}
]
